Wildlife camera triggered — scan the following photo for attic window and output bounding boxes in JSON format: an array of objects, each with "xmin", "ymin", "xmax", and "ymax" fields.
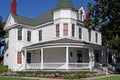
[{"xmin": 80, "ymin": 10, "xmax": 83, "ymax": 21}]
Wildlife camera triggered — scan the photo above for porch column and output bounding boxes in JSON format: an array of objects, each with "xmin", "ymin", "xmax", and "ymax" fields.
[
  {"xmin": 112, "ymin": 53, "xmax": 116, "ymax": 64},
  {"xmin": 66, "ymin": 46, "xmax": 69, "ymax": 70},
  {"xmin": 24, "ymin": 50, "xmax": 27, "ymax": 70},
  {"xmin": 101, "ymin": 51, "xmax": 104, "ymax": 64},
  {"xmin": 41, "ymin": 48, "xmax": 44, "ymax": 70},
  {"xmin": 89, "ymin": 47, "xmax": 94, "ymax": 71}
]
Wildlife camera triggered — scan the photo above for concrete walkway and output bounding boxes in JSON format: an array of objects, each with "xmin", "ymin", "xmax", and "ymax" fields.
[{"xmin": 81, "ymin": 74, "xmax": 119, "ymax": 80}]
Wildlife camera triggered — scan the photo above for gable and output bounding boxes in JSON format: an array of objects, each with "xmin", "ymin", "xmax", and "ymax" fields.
[
  {"xmin": 77, "ymin": 6, "xmax": 86, "ymax": 21},
  {"xmin": 4, "ymin": 14, "xmax": 17, "ymax": 30}
]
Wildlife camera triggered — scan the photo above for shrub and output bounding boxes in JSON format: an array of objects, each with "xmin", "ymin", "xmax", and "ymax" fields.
[{"xmin": 102, "ymin": 64, "xmax": 107, "ymax": 67}]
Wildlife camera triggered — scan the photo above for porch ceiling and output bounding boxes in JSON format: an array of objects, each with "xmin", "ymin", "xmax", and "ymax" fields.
[{"xmin": 23, "ymin": 38, "xmax": 103, "ymax": 50}]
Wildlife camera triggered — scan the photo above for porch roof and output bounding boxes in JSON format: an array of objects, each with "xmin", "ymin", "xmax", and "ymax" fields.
[{"xmin": 23, "ymin": 38, "xmax": 103, "ymax": 50}]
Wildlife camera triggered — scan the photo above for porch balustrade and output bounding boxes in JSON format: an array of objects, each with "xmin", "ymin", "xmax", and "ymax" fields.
[
  {"xmin": 43, "ymin": 63, "xmax": 65, "ymax": 69},
  {"xmin": 69, "ymin": 63, "xmax": 90, "ymax": 69},
  {"xmin": 26, "ymin": 63, "xmax": 90, "ymax": 70},
  {"xmin": 26, "ymin": 63, "xmax": 41, "ymax": 69}
]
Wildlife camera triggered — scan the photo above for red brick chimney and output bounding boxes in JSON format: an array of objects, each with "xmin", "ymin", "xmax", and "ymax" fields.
[
  {"xmin": 11, "ymin": 0, "xmax": 17, "ymax": 14},
  {"xmin": 85, "ymin": 12, "xmax": 89, "ymax": 22}
]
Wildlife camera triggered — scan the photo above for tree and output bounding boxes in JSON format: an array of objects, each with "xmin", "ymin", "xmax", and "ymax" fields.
[
  {"xmin": 0, "ymin": 16, "xmax": 5, "ymax": 61},
  {"xmin": 87, "ymin": 0, "xmax": 120, "ymax": 52}
]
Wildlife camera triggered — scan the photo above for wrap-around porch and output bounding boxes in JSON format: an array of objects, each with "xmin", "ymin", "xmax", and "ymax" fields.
[
  {"xmin": 23, "ymin": 38, "xmax": 108, "ymax": 71},
  {"xmin": 24, "ymin": 46, "xmax": 101, "ymax": 71}
]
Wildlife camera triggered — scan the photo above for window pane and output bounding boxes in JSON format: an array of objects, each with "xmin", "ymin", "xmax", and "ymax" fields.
[
  {"xmin": 39, "ymin": 30, "xmax": 42, "ymax": 41},
  {"xmin": 27, "ymin": 52, "xmax": 31, "ymax": 63},
  {"xmin": 80, "ymin": 10, "xmax": 83, "ymax": 21},
  {"xmin": 72, "ymin": 24, "xmax": 75, "ymax": 37},
  {"xmin": 89, "ymin": 31, "xmax": 91, "ymax": 41},
  {"xmin": 56, "ymin": 24, "xmax": 59, "ymax": 37},
  {"xmin": 79, "ymin": 28, "xmax": 82, "ymax": 39},
  {"xmin": 27, "ymin": 31, "xmax": 31, "ymax": 41},
  {"xmin": 63, "ymin": 23, "xmax": 68, "ymax": 36},
  {"xmin": 17, "ymin": 52, "xmax": 22, "ymax": 64},
  {"xmin": 18, "ymin": 28, "xmax": 22, "ymax": 40},
  {"xmin": 96, "ymin": 33, "xmax": 98, "ymax": 43}
]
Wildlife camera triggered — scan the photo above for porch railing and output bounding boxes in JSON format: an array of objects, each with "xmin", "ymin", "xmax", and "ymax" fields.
[
  {"xmin": 26, "ymin": 63, "xmax": 41, "ymax": 69},
  {"xmin": 26, "ymin": 63, "xmax": 90, "ymax": 70},
  {"xmin": 69, "ymin": 63, "xmax": 90, "ymax": 69},
  {"xmin": 108, "ymin": 63, "xmax": 116, "ymax": 72},
  {"xmin": 43, "ymin": 63, "xmax": 65, "ymax": 69}
]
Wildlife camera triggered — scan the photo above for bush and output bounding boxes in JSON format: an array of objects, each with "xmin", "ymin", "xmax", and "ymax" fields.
[
  {"xmin": 102, "ymin": 64, "xmax": 107, "ymax": 67},
  {"xmin": 15, "ymin": 71, "xmax": 96, "ymax": 79}
]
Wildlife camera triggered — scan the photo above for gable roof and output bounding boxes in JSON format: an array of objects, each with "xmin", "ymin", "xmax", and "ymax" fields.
[
  {"xmin": 11, "ymin": 10, "xmax": 53, "ymax": 26},
  {"xmin": 33, "ymin": 10, "xmax": 53, "ymax": 26},
  {"xmin": 10, "ymin": 0, "xmax": 77, "ymax": 27}
]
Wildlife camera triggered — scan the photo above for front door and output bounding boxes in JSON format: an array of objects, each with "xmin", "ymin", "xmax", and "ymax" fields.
[{"xmin": 77, "ymin": 50, "xmax": 82, "ymax": 63}]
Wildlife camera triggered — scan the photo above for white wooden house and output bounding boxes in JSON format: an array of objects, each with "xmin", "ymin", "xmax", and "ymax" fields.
[{"xmin": 4, "ymin": 0, "xmax": 117, "ymax": 71}]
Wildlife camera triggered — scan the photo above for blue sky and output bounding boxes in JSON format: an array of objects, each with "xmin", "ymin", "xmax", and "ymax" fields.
[{"xmin": 0, "ymin": 0, "xmax": 94, "ymax": 21}]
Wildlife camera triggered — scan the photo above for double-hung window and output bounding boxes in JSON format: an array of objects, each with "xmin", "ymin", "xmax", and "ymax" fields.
[
  {"xmin": 27, "ymin": 52, "xmax": 31, "ymax": 63},
  {"xmin": 63, "ymin": 23, "xmax": 68, "ymax": 36},
  {"xmin": 56, "ymin": 24, "xmax": 59, "ymax": 37},
  {"xmin": 89, "ymin": 31, "xmax": 91, "ymax": 41},
  {"xmin": 18, "ymin": 28, "xmax": 22, "ymax": 40},
  {"xmin": 96, "ymin": 33, "xmax": 98, "ymax": 43},
  {"xmin": 17, "ymin": 52, "xmax": 22, "ymax": 64},
  {"xmin": 39, "ymin": 30, "xmax": 42, "ymax": 41},
  {"xmin": 79, "ymin": 28, "xmax": 82, "ymax": 39},
  {"xmin": 27, "ymin": 31, "xmax": 31, "ymax": 41},
  {"xmin": 72, "ymin": 24, "xmax": 75, "ymax": 37}
]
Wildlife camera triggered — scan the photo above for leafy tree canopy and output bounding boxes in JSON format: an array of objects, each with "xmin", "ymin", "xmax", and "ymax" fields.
[
  {"xmin": 0, "ymin": 16, "xmax": 5, "ymax": 38},
  {"xmin": 0, "ymin": 16, "xmax": 5, "ymax": 59},
  {"xmin": 87, "ymin": 0, "xmax": 120, "ymax": 52}
]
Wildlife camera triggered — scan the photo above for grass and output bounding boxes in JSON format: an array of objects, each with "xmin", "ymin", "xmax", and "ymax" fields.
[
  {"xmin": 93, "ymin": 75, "xmax": 120, "ymax": 80},
  {"xmin": 0, "ymin": 77, "xmax": 34, "ymax": 80},
  {"xmin": 0, "ymin": 62, "xmax": 8, "ymax": 73}
]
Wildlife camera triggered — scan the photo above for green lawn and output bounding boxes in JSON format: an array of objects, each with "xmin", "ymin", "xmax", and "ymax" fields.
[
  {"xmin": 93, "ymin": 75, "xmax": 120, "ymax": 80},
  {"xmin": 0, "ymin": 77, "xmax": 35, "ymax": 80}
]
